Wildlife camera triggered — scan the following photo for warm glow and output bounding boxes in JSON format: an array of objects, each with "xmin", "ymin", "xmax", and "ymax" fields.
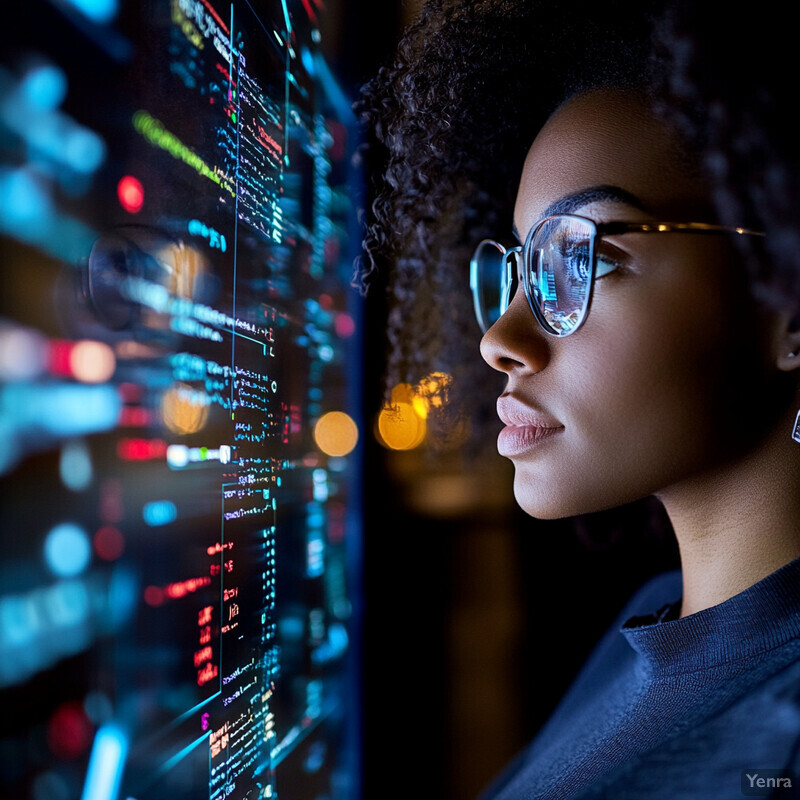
[
  {"xmin": 413, "ymin": 371, "xmax": 452, "ymax": 414},
  {"xmin": 161, "ymin": 384, "xmax": 209, "ymax": 434},
  {"xmin": 69, "ymin": 340, "xmax": 116, "ymax": 383},
  {"xmin": 390, "ymin": 383, "xmax": 416, "ymax": 404},
  {"xmin": 377, "ymin": 401, "xmax": 426, "ymax": 450},
  {"xmin": 376, "ymin": 375, "xmax": 454, "ymax": 450},
  {"xmin": 314, "ymin": 411, "xmax": 359, "ymax": 457},
  {"xmin": 145, "ymin": 240, "xmax": 208, "ymax": 300}
]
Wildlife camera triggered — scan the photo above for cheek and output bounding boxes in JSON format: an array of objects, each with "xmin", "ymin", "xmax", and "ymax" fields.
[
  {"xmin": 510, "ymin": 253, "xmax": 773, "ymax": 519},
  {"xmin": 581, "ymin": 322, "xmax": 720, "ymax": 469},
  {"xmin": 584, "ymin": 266, "xmax": 761, "ymax": 469}
]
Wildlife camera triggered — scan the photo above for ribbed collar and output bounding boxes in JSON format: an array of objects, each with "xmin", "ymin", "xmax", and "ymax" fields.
[{"xmin": 621, "ymin": 556, "xmax": 800, "ymax": 674}]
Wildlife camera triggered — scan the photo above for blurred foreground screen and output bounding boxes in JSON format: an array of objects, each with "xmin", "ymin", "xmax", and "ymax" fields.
[{"xmin": 0, "ymin": 1, "xmax": 363, "ymax": 798}]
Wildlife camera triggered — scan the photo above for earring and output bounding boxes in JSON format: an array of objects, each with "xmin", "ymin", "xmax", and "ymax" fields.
[{"xmin": 788, "ymin": 348, "xmax": 800, "ymax": 442}]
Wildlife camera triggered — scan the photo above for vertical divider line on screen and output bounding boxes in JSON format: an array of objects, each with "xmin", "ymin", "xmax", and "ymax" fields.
[{"xmin": 229, "ymin": 1, "xmax": 241, "ymax": 420}]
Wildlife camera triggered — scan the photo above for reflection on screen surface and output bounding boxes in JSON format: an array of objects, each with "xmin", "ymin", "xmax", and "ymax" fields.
[{"xmin": 0, "ymin": 1, "xmax": 363, "ymax": 797}]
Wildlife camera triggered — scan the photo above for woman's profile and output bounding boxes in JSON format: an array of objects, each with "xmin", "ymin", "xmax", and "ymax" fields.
[{"xmin": 359, "ymin": 1, "xmax": 800, "ymax": 797}]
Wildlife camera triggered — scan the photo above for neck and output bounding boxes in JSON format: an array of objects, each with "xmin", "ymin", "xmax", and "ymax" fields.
[{"xmin": 657, "ymin": 423, "xmax": 800, "ymax": 618}]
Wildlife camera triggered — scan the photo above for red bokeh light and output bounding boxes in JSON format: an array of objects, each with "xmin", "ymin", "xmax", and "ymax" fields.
[
  {"xmin": 335, "ymin": 313, "xmax": 356, "ymax": 338},
  {"xmin": 94, "ymin": 525, "xmax": 125, "ymax": 561},
  {"xmin": 144, "ymin": 585, "xmax": 164, "ymax": 606},
  {"xmin": 47, "ymin": 702, "xmax": 93, "ymax": 761},
  {"xmin": 48, "ymin": 340, "xmax": 74, "ymax": 376},
  {"xmin": 117, "ymin": 175, "xmax": 144, "ymax": 213}
]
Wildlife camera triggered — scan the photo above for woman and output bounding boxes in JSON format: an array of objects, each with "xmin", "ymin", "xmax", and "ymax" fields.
[{"xmin": 360, "ymin": 1, "xmax": 800, "ymax": 797}]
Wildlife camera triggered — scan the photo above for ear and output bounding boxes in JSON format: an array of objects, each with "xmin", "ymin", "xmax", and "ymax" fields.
[{"xmin": 775, "ymin": 311, "xmax": 800, "ymax": 372}]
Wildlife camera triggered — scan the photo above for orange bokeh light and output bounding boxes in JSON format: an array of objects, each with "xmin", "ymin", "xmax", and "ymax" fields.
[{"xmin": 314, "ymin": 411, "xmax": 359, "ymax": 457}]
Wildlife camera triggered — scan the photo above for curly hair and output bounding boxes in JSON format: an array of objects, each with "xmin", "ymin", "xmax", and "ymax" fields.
[
  {"xmin": 358, "ymin": 0, "xmax": 800, "ymax": 431},
  {"xmin": 653, "ymin": 2, "xmax": 800, "ymax": 314}
]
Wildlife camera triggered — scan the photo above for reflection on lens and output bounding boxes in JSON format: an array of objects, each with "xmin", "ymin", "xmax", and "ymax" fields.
[
  {"xmin": 472, "ymin": 240, "xmax": 512, "ymax": 331},
  {"xmin": 476, "ymin": 241, "xmax": 504, "ymax": 325},
  {"xmin": 527, "ymin": 216, "xmax": 594, "ymax": 336}
]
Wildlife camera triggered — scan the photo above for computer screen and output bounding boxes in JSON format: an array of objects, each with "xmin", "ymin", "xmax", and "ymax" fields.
[{"xmin": 0, "ymin": 1, "xmax": 363, "ymax": 798}]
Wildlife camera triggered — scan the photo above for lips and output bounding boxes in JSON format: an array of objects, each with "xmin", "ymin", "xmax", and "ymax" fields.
[{"xmin": 496, "ymin": 396, "xmax": 564, "ymax": 457}]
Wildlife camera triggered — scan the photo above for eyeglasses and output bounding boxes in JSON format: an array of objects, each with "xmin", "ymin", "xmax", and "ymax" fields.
[{"xmin": 470, "ymin": 213, "xmax": 765, "ymax": 337}]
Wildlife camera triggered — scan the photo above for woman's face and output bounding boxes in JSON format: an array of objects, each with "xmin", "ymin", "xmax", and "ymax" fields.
[{"xmin": 480, "ymin": 89, "xmax": 785, "ymax": 519}]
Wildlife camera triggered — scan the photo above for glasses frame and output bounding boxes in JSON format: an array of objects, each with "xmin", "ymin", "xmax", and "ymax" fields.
[{"xmin": 470, "ymin": 213, "xmax": 765, "ymax": 337}]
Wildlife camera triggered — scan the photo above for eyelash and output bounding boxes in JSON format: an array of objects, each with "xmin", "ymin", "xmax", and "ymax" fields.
[{"xmin": 560, "ymin": 242, "xmax": 623, "ymax": 281}]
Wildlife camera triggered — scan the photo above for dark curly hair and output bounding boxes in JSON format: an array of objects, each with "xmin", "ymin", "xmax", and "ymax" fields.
[
  {"xmin": 357, "ymin": 0, "xmax": 800, "ymax": 432},
  {"xmin": 653, "ymin": 3, "xmax": 800, "ymax": 313}
]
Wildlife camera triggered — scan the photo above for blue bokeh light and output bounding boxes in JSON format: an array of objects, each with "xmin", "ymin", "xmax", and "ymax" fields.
[
  {"xmin": 60, "ymin": 439, "xmax": 94, "ymax": 491},
  {"xmin": 44, "ymin": 522, "xmax": 91, "ymax": 577},
  {"xmin": 0, "ymin": 168, "xmax": 51, "ymax": 225},
  {"xmin": 64, "ymin": 0, "xmax": 119, "ymax": 25},
  {"xmin": 142, "ymin": 500, "xmax": 177, "ymax": 527},
  {"xmin": 81, "ymin": 724, "xmax": 128, "ymax": 800},
  {"xmin": 19, "ymin": 63, "xmax": 67, "ymax": 111}
]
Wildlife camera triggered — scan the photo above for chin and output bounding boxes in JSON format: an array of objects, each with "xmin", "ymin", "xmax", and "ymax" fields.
[
  {"xmin": 511, "ymin": 462, "xmax": 641, "ymax": 520},
  {"xmin": 512, "ymin": 468, "xmax": 579, "ymax": 520}
]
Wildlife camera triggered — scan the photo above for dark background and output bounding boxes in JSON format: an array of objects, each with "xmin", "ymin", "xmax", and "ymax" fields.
[{"xmin": 318, "ymin": 2, "xmax": 683, "ymax": 798}]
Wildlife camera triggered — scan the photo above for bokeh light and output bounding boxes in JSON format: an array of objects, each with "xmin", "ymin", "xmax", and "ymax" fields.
[
  {"xmin": 81, "ymin": 724, "xmax": 128, "ymax": 800},
  {"xmin": 0, "ymin": 324, "xmax": 47, "ymax": 379},
  {"xmin": 389, "ymin": 383, "xmax": 415, "ymax": 405},
  {"xmin": 143, "ymin": 585, "xmax": 164, "ymax": 606},
  {"xmin": 375, "ymin": 375, "xmax": 456, "ymax": 451},
  {"xmin": 46, "ymin": 701, "xmax": 93, "ymax": 760},
  {"xmin": 59, "ymin": 439, "xmax": 93, "ymax": 491},
  {"xmin": 44, "ymin": 523, "xmax": 91, "ymax": 577},
  {"xmin": 142, "ymin": 500, "xmax": 177, "ymax": 527},
  {"xmin": 117, "ymin": 175, "xmax": 144, "ymax": 213},
  {"xmin": 161, "ymin": 384, "xmax": 209, "ymax": 434},
  {"xmin": 335, "ymin": 313, "xmax": 355, "ymax": 338},
  {"xmin": 93, "ymin": 525, "xmax": 125, "ymax": 561},
  {"xmin": 20, "ymin": 63, "xmax": 68, "ymax": 111},
  {"xmin": 314, "ymin": 411, "xmax": 359, "ymax": 457},
  {"xmin": 413, "ymin": 371, "xmax": 452, "ymax": 416},
  {"xmin": 0, "ymin": 168, "xmax": 50, "ymax": 227},
  {"xmin": 377, "ymin": 387, "xmax": 426, "ymax": 451},
  {"xmin": 64, "ymin": 127, "xmax": 106, "ymax": 174},
  {"xmin": 69, "ymin": 340, "xmax": 116, "ymax": 383},
  {"xmin": 64, "ymin": 0, "xmax": 119, "ymax": 25}
]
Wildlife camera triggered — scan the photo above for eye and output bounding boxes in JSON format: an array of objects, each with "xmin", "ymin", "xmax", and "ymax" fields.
[
  {"xmin": 562, "ymin": 241, "xmax": 592, "ymax": 283},
  {"xmin": 595, "ymin": 249, "xmax": 621, "ymax": 278},
  {"xmin": 562, "ymin": 240, "xmax": 622, "ymax": 283}
]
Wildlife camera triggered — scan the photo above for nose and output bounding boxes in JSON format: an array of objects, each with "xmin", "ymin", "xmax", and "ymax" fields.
[{"xmin": 480, "ymin": 287, "xmax": 551, "ymax": 375}]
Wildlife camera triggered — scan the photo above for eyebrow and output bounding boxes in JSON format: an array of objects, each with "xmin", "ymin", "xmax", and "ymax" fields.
[{"xmin": 512, "ymin": 185, "xmax": 648, "ymax": 242}]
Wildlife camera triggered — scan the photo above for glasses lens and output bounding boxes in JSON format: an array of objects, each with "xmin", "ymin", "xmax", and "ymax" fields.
[
  {"xmin": 470, "ymin": 240, "xmax": 514, "ymax": 332},
  {"xmin": 525, "ymin": 216, "xmax": 595, "ymax": 336}
]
